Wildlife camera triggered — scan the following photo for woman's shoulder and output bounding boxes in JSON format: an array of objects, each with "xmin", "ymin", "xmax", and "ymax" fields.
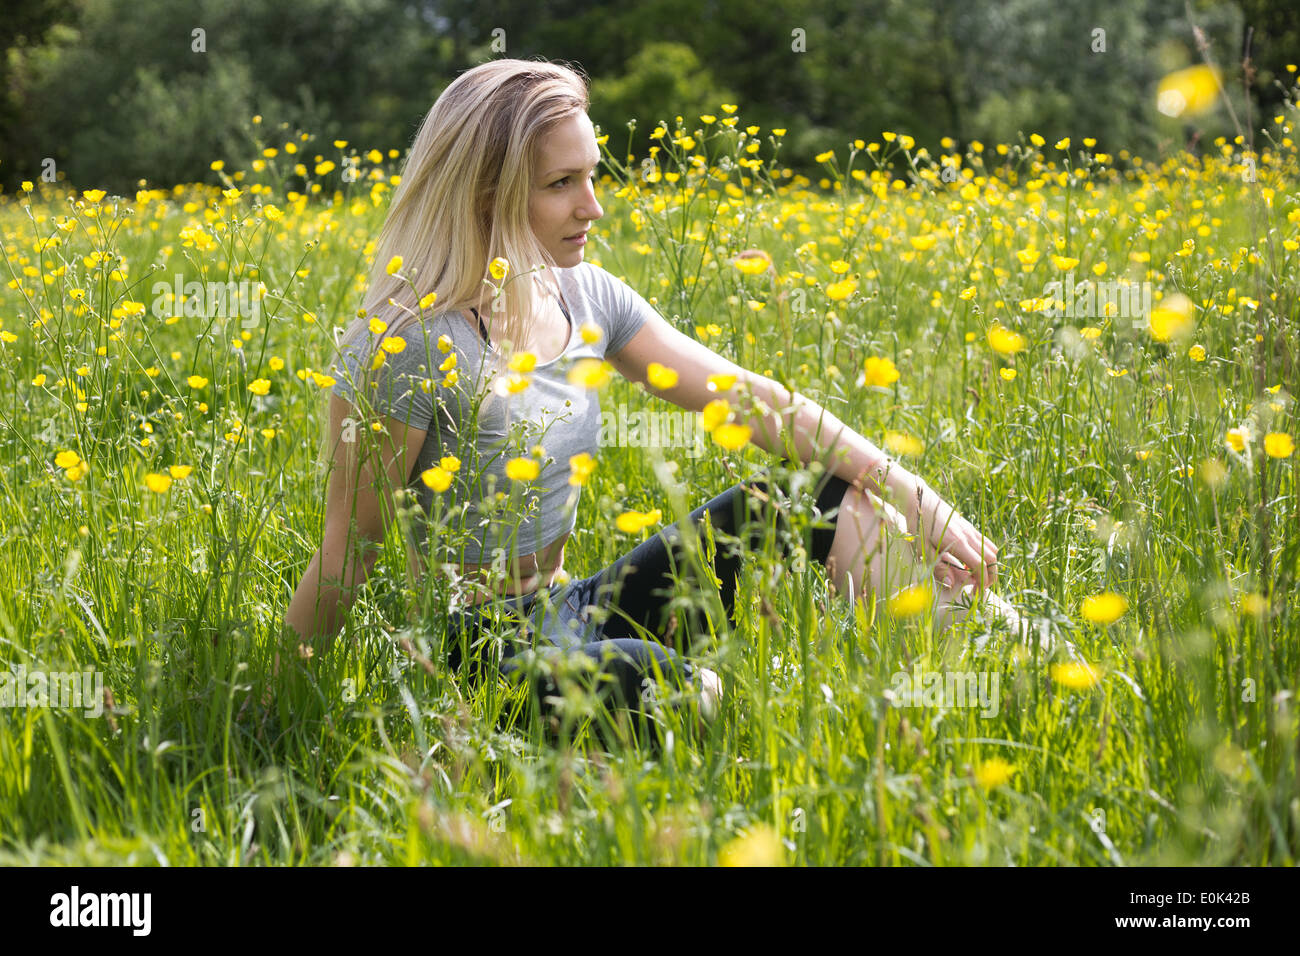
[{"xmin": 554, "ymin": 260, "xmax": 646, "ymax": 314}]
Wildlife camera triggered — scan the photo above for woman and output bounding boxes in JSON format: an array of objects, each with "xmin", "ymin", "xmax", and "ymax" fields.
[{"xmin": 283, "ymin": 57, "xmax": 1028, "ymax": 737}]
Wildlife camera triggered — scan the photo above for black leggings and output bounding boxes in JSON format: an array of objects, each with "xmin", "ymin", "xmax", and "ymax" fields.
[{"xmin": 443, "ymin": 466, "xmax": 853, "ymax": 733}]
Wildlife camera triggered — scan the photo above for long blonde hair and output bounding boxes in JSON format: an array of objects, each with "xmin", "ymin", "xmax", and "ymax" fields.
[{"xmin": 335, "ymin": 57, "xmax": 590, "ymax": 389}]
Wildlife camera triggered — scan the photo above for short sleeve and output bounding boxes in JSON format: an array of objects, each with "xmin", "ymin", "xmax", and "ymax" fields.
[
  {"xmin": 590, "ymin": 265, "xmax": 660, "ymax": 356},
  {"xmin": 328, "ymin": 321, "xmax": 446, "ymax": 430}
]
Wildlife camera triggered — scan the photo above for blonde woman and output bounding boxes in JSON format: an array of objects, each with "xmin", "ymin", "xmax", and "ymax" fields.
[{"xmin": 283, "ymin": 57, "xmax": 1030, "ymax": 738}]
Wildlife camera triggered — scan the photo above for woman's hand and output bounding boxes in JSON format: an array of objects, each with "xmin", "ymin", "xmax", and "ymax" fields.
[{"xmin": 902, "ymin": 480, "xmax": 999, "ymax": 593}]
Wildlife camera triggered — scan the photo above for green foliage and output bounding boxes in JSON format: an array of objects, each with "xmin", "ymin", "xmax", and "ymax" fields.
[
  {"xmin": 3, "ymin": 0, "xmax": 1298, "ymax": 191},
  {"xmin": 589, "ymin": 42, "xmax": 736, "ymax": 154}
]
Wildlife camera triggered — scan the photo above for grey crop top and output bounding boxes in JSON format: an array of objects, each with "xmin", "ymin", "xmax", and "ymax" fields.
[{"xmin": 329, "ymin": 261, "xmax": 660, "ymax": 565}]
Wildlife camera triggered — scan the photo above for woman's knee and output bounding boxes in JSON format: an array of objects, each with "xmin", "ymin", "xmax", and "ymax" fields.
[{"xmin": 824, "ymin": 482, "xmax": 920, "ymax": 597}]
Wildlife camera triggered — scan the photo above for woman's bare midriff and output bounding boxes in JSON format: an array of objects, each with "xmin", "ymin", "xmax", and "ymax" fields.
[
  {"xmin": 453, "ymin": 530, "xmax": 572, "ymax": 605},
  {"xmin": 442, "ymin": 282, "xmax": 576, "ymax": 607}
]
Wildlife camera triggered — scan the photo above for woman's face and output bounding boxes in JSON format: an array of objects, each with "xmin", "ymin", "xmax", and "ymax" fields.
[{"xmin": 529, "ymin": 111, "xmax": 603, "ymax": 268}]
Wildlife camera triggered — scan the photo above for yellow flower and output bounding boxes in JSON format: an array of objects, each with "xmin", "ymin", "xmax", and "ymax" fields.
[
  {"xmin": 974, "ymin": 757, "xmax": 1017, "ymax": 790},
  {"xmin": 437, "ymin": 334, "xmax": 454, "ymax": 353},
  {"xmin": 987, "ymin": 324, "xmax": 1027, "ymax": 355},
  {"xmin": 509, "ymin": 351, "xmax": 537, "ymax": 373},
  {"xmin": 420, "ymin": 466, "xmax": 453, "ymax": 492},
  {"xmin": 440, "ymin": 369, "xmax": 458, "ymax": 388},
  {"xmin": 569, "ymin": 452, "xmax": 596, "ymax": 486},
  {"xmin": 248, "ymin": 379, "xmax": 271, "ymax": 396},
  {"xmin": 999, "ymin": 367, "xmax": 1017, "ymax": 381},
  {"xmin": 1051, "ymin": 255, "xmax": 1079, "ymax": 271},
  {"xmin": 269, "ymin": 356, "xmax": 285, "ymax": 371},
  {"xmin": 1148, "ymin": 293, "xmax": 1194, "ymax": 343},
  {"xmin": 1050, "ymin": 661, "xmax": 1103, "ymax": 690},
  {"xmin": 718, "ymin": 824, "xmax": 782, "ymax": 867},
  {"xmin": 863, "ymin": 356, "xmax": 900, "ymax": 388},
  {"xmin": 815, "ymin": 150, "xmax": 835, "ymax": 163},
  {"xmin": 385, "ymin": 255, "xmax": 403, "ymax": 275},
  {"xmin": 1225, "ymin": 428, "xmax": 1248, "ymax": 453},
  {"xmin": 734, "ymin": 252, "xmax": 771, "ymax": 276},
  {"xmin": 1015, "ymin": 248, "xmax": 1040, "ymax": 268},
  {"xmin": 700, "ymin": 398, "xmax": 731, "ymax": 432},
  {"xmin": 1079, "ymin": 327, "xmax": 1101, "ymax": 341},
  {"xmin": 489, "ymin": 257, "xmax": 510, "ymax": 281},
  {"xmin": 65, "ymin": 462, "xmax": 89, "ymax": 482},
  {"xmin": 1054, "ymin": 138, "xmax": 1070, "ymax": 151},
  {"xmin": 616, "ymin": 508, "xmax": 663, "ymax": 534},
  {"xmin": 825, "ymin": 278, "xmax": 857, "ymax": 301},
  {"xmin": 144, "ymin": 473, "xmax": 173, "ymax": 494},
  {"xmin": 647, "ymin": 362, "xmax": 678, "ymax": 390},
  {"xmin": 440, "ymin": 455, "xmax": 461, "ymax": 472},
  {"xmin": 505, "ymin": 457, "xmax": 540, "ymax": 482},
  {"xmin": 910, "ymin": 235, "xmax": 937, "ymax": 252},
  {"xmin": 883, "ymin": 430, "xmax": 924, "ymax": 457},
  {"xmin": 887, "ymin": 583, "xmax": 931, "ymax": 618},
  {"xmin": 1188, "ymin": 344, "xmax": 1206, "ymax": 362},
  {"xmin": 1240, "ymin": 592, "xmax": 1270, "ymax": 617},
  {"xmin": 1080, "ymin": 592, "xmax": 1128, "ymax": 624},
  {"xmin": 438, "ymin": 352, "xmax": 457, "ymax": 372},
  {"xmin": 32, "ymin": 373, "xmax": 47, "ymax": 387},
  {"xmin": 186, "ymin": 375, "xmax": 209, "ymax": 389},
  {"xmin": 579, "ymin": 322, "xmax": 602, "ymax": 344},
  {"xmin": 419, "ymin": 291, "xmax": 438, "ymax": 310},
  {"xmin": 958, "ymin": 286, "xmax": 976, "ymax": 301},
  {"xmin": 380, "ymin": 336, "xmax": 406, "ymax": 354},
  {"xmin": 1029, "ymin": 133, "xmax": 1045, "ymax": 148},
  {"xmin": 1156, "ymin": 65, "xmax": 1221, "ymax": 118},
  {"xmin": 81, "ymin": 189, "xmax": 106, "ymax": 203},
  {"xmin": 1264, "ymin": 432, "xmax": 1294, "ymax": 458},
  {"xmin": 311, "ymin": 372, "xmax": 336, "ymax": 388},
  {"xmin": 168, "ymin": 465, "xmax": 193, "ymax": 480},
  {"xmin": 55, "ymin": 450, "xmax": 81, "ymax": 469},
  {"xmin": 369, "ymin": 317, "xmax": 388, "ymax": 335},
  {"xmin": 567, "ymin": 358, "xmax": 613, "ymax": 390},
  {"xmin": 712, "ymin": 423, "xmax": 752, "ymax": 450},
  {"xmin": 707, "ymin": 373, "xmax": 737, "ymax": 392}
]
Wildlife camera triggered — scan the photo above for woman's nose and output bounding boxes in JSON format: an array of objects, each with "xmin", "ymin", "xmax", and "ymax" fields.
[{"xmin": 580, "ymin": 182, "xmax": 603, "ymax": 221}]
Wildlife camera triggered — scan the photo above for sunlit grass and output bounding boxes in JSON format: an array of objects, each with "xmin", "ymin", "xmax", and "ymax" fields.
[{"xmin": 0, "ymin": 89, "xmax": 1296, "ymax": 864}]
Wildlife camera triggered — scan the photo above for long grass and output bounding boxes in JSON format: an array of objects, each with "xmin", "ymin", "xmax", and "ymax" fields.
[{"xmin": 0, "ymin": 92, "xmax": 1296, "ymax": 864}]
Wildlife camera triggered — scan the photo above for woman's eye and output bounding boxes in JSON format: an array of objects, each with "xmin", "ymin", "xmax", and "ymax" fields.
[{"xmin": 551, "ymin": 172, "xmax": 596, "ymax": 189}]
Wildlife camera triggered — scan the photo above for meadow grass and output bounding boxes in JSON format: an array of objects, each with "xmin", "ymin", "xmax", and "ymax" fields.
[{"xmin": 0, "ymin": 99, "xmax": 1296, "ymax": 865}]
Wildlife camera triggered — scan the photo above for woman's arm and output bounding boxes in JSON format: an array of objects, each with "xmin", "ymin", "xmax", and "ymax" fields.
[
  {"xmin": 282, "ymin": 395, "xmax": 429, "ymax": 658},
  {"xmin": 606, "ymin": 314, "xmax": 999, "ymax": 590}
]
